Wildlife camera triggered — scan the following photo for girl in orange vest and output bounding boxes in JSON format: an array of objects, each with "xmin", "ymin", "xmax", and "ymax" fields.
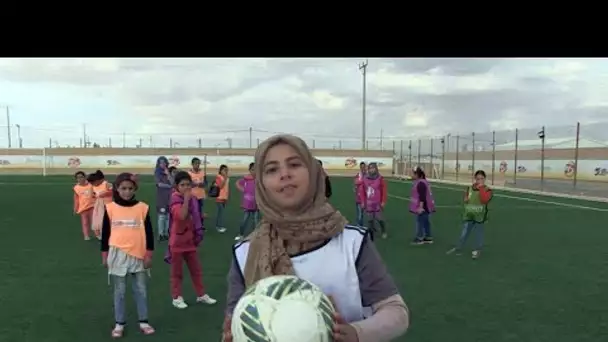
[
  {"xmin": 89, "ymin": 170, "xmax": 113, "ymax": 239},
  {"xmin": 214, "ymin": 164, "xmax": 230, "ymax": 233},
  {"xmin": 73, "ymin": 171, "xmax": 95, "ymax": 240},
  {"xmin": 101, "ymin": 173, "xmax": 155, "ymax": 338},
  {"xmin": 188, "ymin": 157, "xmax": 207, "ymax": 222}
]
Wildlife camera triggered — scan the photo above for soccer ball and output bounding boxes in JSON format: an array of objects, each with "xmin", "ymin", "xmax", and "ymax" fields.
[{"xmin": 231, "ymin": 275, "xmax": 335, "ymax": 342}]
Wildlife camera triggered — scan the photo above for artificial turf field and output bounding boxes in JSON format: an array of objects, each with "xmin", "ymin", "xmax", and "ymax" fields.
[{"xmin": 2, "ymin": 174, "xmax": 608, "ymax": 342}]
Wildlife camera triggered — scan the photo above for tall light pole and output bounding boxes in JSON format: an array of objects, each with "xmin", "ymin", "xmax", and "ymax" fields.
[
  {"xmin": 15, "ymin": 124, "xmax": 22, "ymax": 148},
  {"xmin": 2, "ymin": 106, "xmax": 11, "ymax": 148},
  {"xmin": 358, "ymin": 59, "xmax": 368, "ymax": 150}
]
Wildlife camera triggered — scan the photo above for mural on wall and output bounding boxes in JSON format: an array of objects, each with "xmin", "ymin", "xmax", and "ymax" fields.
[
  {"xmin": 0, "ymin": 155, "xmax": 393, "ymax": 172},
  {"xmin": 594, "ymin": 167, "xmax": 608, "ymax": 176},
  {"xmin": 499, "ymin": 161, "xmax": 508, "ymax": 173},
  {"xmin": 444, "ymin": 159, "xmax": 608, "ymax": 182},
  {"xmin": 564, "ymin": 161, "xmax": 576, "ymax": 178}
]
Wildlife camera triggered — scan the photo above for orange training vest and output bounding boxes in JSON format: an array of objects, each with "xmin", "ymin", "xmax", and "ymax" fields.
[
  {"xmin": 216, "ymin": 174, "xmax": 229, "ymax": 202},
  {"xmin": 93, "ymin": 180, "xmax": 113, "ymax": 204},
  {"xmin": 188, "ymin": 170, "xmax": 206, "ymax": 199},
  {"xmin": 74, "ymin": 184, "xmax": 95, "ymax": 213},
  {"xmin": 106, "ymin": 202, "xmax": 149, "ymax": 259}
]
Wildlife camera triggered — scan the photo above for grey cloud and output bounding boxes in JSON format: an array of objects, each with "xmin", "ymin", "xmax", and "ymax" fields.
[
  {"xmin": 1, "ymin": 58, "xmax": 605, "ymax": 149},
  {"xmin": 389, "ymin": 58, "xmax": 505, "ymax": 75}
]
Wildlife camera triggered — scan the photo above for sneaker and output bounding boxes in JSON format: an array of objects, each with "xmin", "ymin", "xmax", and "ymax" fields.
[
  {"xmin": 217, "ymin": 227, "xmax": 227, "ymax": 233},
  {"xmin": 472, "ymin": 250, "xmax": 480, "ymax": 259},
  {"xmin": 111, "ymin": 324, "xmax": 125, "ymax": 338},
  {"xmin": 84, "ymin": 236, "xmax": 91, "ymax": 241},
  {"xmin": 381, "ymin": 233, "xmax": 388, "ymax": 239},
  {"xmin": 411, "ymin": 239, "xmax": 424, "ymax": 245},
  {"xmin": 196, "ymin": 294, "xmax": 217, "ymax": 305},
  {"xmin": 139, "ymin": 323, "xmax": 155, "ymax": 335},
  {"xmin": 172, "ymin": 296, "xmax": 188, "ymax": 309},
  {"xmin": 423, "ymin": 238, "xmax": 434, "ymax": 244},
  {"xmin": 234, "ymin": 235, "xmax": 243, "ymax": 241}
]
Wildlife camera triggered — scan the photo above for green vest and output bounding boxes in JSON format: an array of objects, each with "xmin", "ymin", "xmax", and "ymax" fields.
[{"xmin": 462, "ymin": 186, "xmax": 489, "ymax": 223}]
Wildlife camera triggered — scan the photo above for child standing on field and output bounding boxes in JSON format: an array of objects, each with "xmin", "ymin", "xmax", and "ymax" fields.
[
  {"xmin": 166, "ymin": 171, "xmax": 217, "ymax": 309},
  {"xmin": 168, "ymin": 166, "xmax": 177, "ymax": 185},
  {"xmin": 90, "ymin": 170, "xmax": 113, "ymax": 239},
  {"xmin": 353, "ymin": 161, "xmax": 366, "ymax": 226},
  {"xmin": 359, "ymin": 162, "xmax": 388, "ymax": 240},
  {"xmin": 447, "ymin": 170, "xmax": 493, "ymax": 259},
  {"xmin": 214, "ymin": 164, "xmax": 230, "ymax": 233},
  {"xmin": 410, "ymin": 167, "xmax": 436, "ymax": 245},
  {"xmin": 155, "ymin": 156, "xmax": 172, "ymax": 241},
  {"xmin": 188, "ymin": 157, "xmax": 208, "ymax": 222},
  {"xmin": 73, "ymin": 171, "xmax": 95, "ymax": 240},
  {"xmin": 235, "ymin": 162, "xmax": 258, "ymax": 241},
  {"xmin": 100, "ymin": 173, "xmax": 155, "ymax": 338}
]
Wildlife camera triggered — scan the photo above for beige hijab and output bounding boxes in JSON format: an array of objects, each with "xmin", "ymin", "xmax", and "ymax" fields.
[{"xmin": 243, "ymin": 135, "xmax": 348, "ymax": 287}]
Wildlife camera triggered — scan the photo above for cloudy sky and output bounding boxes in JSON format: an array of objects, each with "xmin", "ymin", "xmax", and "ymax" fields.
[{"xmin": 0, "ymin": 58, "xmax": 606, "ymax": 149}]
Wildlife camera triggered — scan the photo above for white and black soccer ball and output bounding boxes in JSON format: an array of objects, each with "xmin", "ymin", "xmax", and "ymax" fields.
[{"xmin": 231, "ymin": 275, "xmax": 335, "ymax": 342}]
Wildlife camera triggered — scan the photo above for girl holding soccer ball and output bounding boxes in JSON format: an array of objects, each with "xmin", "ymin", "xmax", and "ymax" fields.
[{"xmin": 222, "ymin": 135, "xmax": 409, "ymax": 342}]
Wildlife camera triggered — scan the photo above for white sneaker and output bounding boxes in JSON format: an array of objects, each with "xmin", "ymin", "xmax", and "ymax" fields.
[
  {"xmin": 234, "ymin": 235, "xmax": 243, "ymax": 241},
  {"xmin": 472, "ymin": 250, "xmax": 480, "ymax": 259},
  {"xmin": 111, "ymin": 324, "xmax": 125, "ymax": 338},
  {"xmin": 196, "ymin": 294, "xmax": 217, "ymax": 305},
  {"xmin": 217, "ymin": 227, "xmax": 227, "ymax": 233},
  {"xmin": 172, "ymin": 296, "xmax": 188, "ymax": 309}
]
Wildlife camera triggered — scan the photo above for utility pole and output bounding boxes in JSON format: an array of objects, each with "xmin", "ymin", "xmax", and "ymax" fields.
[
  {"xmin": 5, "ymin": 106, "xmax": 11, "ymax": 148},
  {"xmin": 16, "ymin": 124, "xmax": 22, "ymax": 148},
  {"xmin": 380, "ymin": 128, "xmax": 384, "ymax": 151},
  {"xmin": 358, "ymin": 59, "xmax": 368, "ymax": 150},
  {"xmin": 249, "ymin": 127, "xmax": 253, "ymax": 148},
  {"xmin": 82, "ymin": 123, "xmax": 87, "ymax": 148}
]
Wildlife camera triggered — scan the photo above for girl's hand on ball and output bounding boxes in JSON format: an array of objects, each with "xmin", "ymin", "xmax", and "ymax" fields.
[
  {"xmin": 332, "ymin": 312, "xmax": 358, "ymax": 342},
  {"xmin": 328, "ymin": 296, "xmax": 359, "ymax": 342},
  {"xmin": 222, "ymin": 315, "xmax": 233, "ymax": 342}
]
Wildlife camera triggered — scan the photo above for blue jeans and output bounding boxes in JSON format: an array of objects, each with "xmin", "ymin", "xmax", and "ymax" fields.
[
  {"xmin": 112, "ymin": 272, "xmax": 148, "ymax": 324},
  {"xmin": 215, "ymin": 202, "xmax": 226, "ymax": 229},
  {"xmin": 239, "ymin": 210, "xmax": 260, "ymax": 235},
  {"xmin": 355, "ymin": 203, "xmax": 364, "ymax": 226},
  {"xmin": 157, "ymin": 213, "xmax": 169, "ymax": 238},
  {"xmin": 197, "ymin": 198, "xmax": 205, "ymax": 214},
  {"xmin": 415, "ymin": 212, "xmax": 432, "ymax": 240},
  {"xmin": 457, "ymin": 221, "xmax": 484, "ymax": 250}
]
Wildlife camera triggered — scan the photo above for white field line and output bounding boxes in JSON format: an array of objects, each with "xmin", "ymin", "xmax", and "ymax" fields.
[
  {"xmin": 388, "ymin": 195, "xmax": 580, "ymax": 210},
  {"xmin": 4, "ymin": 180, "xmax": 608, "ymax": 212},
  {"xmin": 387, "ymin": 180, "xmax": 608, "ymax": 213}
]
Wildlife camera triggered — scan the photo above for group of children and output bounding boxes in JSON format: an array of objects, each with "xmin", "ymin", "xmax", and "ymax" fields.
[
  {"xmin": 153, "ymin": 157, "xmax": 260, "ymax": 241},
  {"xmin": 154, "ymin": 157, "xmax": 235, "ymax": 238},
  {"xmin": 71, "ymin": 155, "xmax": 493, "ymax": 338},
  {"xmin": 353, "ymin": 162, "xmax": 493, "ymax": 259},
  {"xmin": 73, "ymin": 170, "xmax": 114, "ymax": 240},
  {"xmin": 74, "ymin": 167, "xmax": 225, "ymax": 338}
]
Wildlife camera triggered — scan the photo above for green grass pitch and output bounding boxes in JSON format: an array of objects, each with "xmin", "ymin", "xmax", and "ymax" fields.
[{"xmin": 1, "ymin": 175, "xmax": 607, "ymax": 342}]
